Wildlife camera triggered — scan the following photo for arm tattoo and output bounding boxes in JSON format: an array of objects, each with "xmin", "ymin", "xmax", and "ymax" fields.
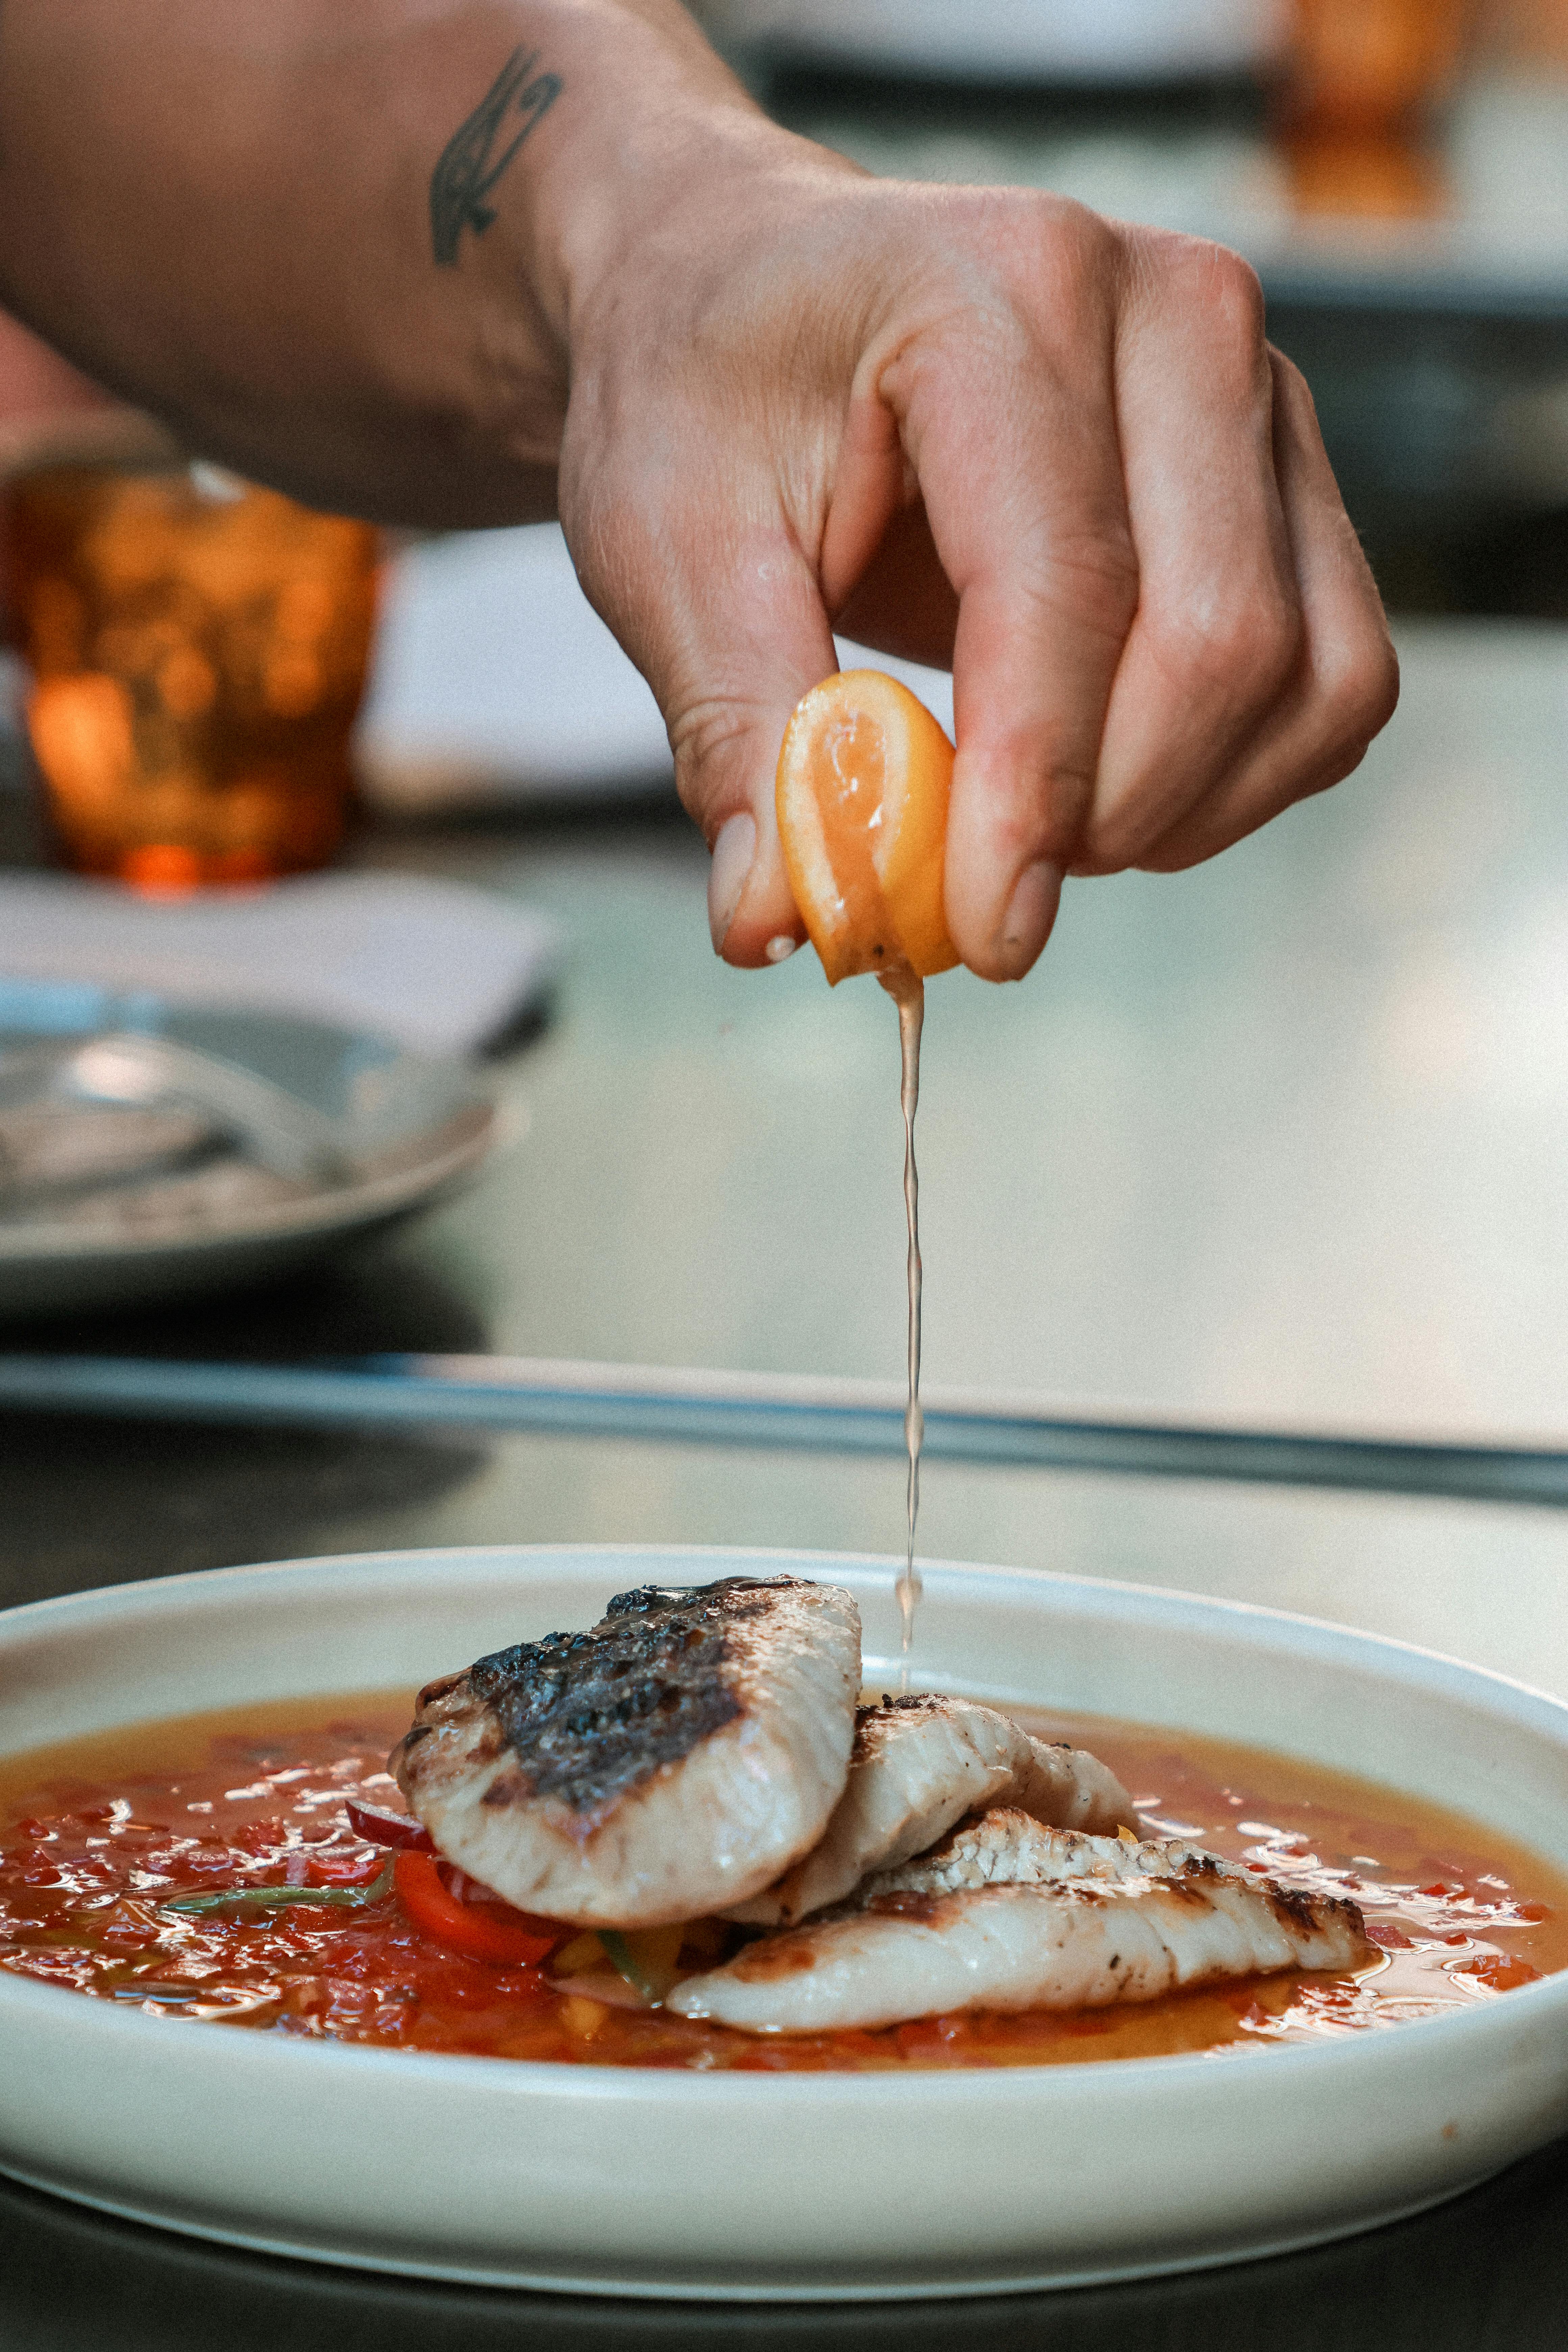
[{"xmin": 430, "ymin": 47, "xmax": 562, "ymax": 267}]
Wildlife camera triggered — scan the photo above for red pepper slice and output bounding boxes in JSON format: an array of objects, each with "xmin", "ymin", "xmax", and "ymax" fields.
[
  {"xmin": 393, "ymin": 1851, "xmax": 563, "ymax": 1965},
  {"xmin": 345, "ymin": 1798, "xmax": 436, "ymax": 1853}
]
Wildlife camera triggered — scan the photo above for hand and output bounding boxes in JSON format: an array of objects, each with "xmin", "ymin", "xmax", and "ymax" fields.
[
  {"xmin": 0, "ymin": 0, "xmax": 1399, "ymax": 967},
  {"xmin": 557, "ymin": 126, "xmax": 1398, "ymax": 978}
]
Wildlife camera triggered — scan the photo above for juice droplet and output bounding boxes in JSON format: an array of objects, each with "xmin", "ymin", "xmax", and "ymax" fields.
[{"xmin": 881, "ymin": 966, "xmax": 924, "ymax": 1689}]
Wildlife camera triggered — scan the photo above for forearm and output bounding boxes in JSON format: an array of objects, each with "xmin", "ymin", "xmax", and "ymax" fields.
[{"xmin": 0, "ymin": 0, "xmax": 757, "ymax": 525}]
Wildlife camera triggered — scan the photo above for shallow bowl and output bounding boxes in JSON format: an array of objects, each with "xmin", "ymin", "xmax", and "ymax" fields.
[{"xmin": 1, "ymin": 1544, "xmax": 1566, "ymax": 2299}]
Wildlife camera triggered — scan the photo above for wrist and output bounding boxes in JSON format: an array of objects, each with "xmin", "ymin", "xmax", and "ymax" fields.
[{"xmin": 513, "ymin": 4, "xmax": 766, "ymax": 342}]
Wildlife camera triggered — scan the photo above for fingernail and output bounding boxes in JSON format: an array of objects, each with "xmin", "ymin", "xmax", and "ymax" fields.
[
  {"xmin": 764, "ymin": 934, "xmax": 798, "ymax": 964},
  {"xmin": 708, "ymin": 813, "xmax": 756, "ymax": 953},
  {"xmin": 997, "ymin": 859, "xmax": 1062, "ymax": 978}
]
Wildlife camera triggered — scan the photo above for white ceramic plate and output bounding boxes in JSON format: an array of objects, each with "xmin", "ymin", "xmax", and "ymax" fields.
[
  {"xmin": 0, "ymin": 988, "xmax": 500, "ymax": 1318},
  {"xmin": 1, "ymin": 1545, "xmax": 1566, "ymax": 2301}
]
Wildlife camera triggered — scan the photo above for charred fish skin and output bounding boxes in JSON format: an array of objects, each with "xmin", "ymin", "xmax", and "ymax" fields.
[
  {"xmin": 725, "ymin": 1694, "xmax": 1137, "ymax": 1928},
  {"xmin": 395, "ymin": 1575, "xmax": 861, "ymax": 1928},
  {"xmin": 462, "ymin": 1585, "xmax": 751, "ymax": 1821},
  {"xmin": 669, "ymin": 1810, "xmax": 1369, "ymax": 2034}
]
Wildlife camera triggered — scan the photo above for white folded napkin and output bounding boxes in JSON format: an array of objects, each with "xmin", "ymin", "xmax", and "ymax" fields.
[
  {"xmin": 0, "ymin": 869, "xmax": 561, "ymax": 1058},
  {"xmin": 354, "ymin": 522, "xmax": 955, "ymax": 813},
  {"xmin": 356, "ymin": 525, "xmax": 674, "ymax": 812}
]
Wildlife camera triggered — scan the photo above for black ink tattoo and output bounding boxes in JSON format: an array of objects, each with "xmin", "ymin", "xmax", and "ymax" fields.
[{"xmin": 430, "ymin": 48, "xmax": 562, "ymax": 268}]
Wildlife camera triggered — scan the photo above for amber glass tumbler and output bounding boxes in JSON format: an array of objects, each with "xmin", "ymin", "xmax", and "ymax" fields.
[
  {"xmin": 5, "ymin": 463, "xmax": 378, "ymax": 887},
  {"xmin": 1282, "ymin": 0, "xmax": 1471, "ymax": 130}
]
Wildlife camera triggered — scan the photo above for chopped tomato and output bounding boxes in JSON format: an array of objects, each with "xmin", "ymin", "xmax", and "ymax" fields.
[
  {"xmin": 302, "ymin": 1848, "xmax": 392, "ymax": 1888},
  {"xmin": 1454, "ymin": 1954, "xmax": 1542, "ymax": 1992},
  {"xmin": 1363, "ymin": 1920, "xmax": 1414, "ymax": 1950},
  {"xmin": 392, "ymin": 1851, "xmax": 564, "ymax": 1966}
]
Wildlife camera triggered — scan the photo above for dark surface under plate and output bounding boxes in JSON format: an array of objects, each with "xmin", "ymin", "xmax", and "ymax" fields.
[{"xmin": 3, "ymin": 2133, "xmax": 1568, "ymax": 2352}]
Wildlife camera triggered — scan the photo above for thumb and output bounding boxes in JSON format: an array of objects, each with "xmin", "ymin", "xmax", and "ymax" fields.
[
  {"xmin": 672, "ymin": 543, "xmax": 840, "ymax": 967},
  {"xmin": 573, "ymin": 506, "xmax": 836, "ymax": 967}
]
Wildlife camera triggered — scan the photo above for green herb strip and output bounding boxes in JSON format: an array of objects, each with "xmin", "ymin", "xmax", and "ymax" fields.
[
  {"xmin": 160, "ymin": 1857, "xmax": 396, "ymax": 1916},
  {"xmin": 597, "ymin": 1928, "xmax": 658, "ymax": 2003}
]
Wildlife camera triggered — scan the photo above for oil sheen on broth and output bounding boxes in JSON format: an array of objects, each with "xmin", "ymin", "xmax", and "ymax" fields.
[{"xmin": 2, "ymin": 1693, "xmax": 1561, "ymax": 2071}]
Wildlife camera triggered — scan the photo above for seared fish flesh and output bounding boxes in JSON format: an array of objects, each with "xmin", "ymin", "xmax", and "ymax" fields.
[
  {"xmin": 394, "ymin": 1575, "xmax": 860, "ymax": 1926},
  {"xmin": 727, "ymin": 1694, "xmax": 1135, "ymax": 1927},
  {"xmin": 670, "ymin": 1809, "xmax": 1368, "ymax": 2032}
]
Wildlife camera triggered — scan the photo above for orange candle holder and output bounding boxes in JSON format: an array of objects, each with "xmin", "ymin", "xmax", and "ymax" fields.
[
  {"xmin": 1274, "ymin": 0, "xmax": 1475, "ymax": 222},
  {"xmin": 5, "ymin": 462, "xmax": 379, "ymax": 889},
  {"xmin": 1282, "ymin": 0, "xmax": 1471, "ymax": 133}
]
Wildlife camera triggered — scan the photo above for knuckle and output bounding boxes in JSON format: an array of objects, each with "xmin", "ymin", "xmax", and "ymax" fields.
[
  {"xmin": 1151, "ymin": 585, "xmax": 1301, "ymax": 708},
  {"xmin": 979, "ymin": 742, "xmax": 1096, "ymax": 868},
  {"xmin": 1310, "ymin": 618, "xmax": 1401, "ymax": 771},
  {"xmin": 1269, "ymin": 346, "xmax": 1318, "ymax": 421},
  {"xmin": 1011, "ymin": 532, "xmax": 1141, "ymax": 648},
  {"xmin": 1078, "ymin": 798, "xmax": 1157, "ymax": 874},
  {"xmin": 668, "ymin": 695, "xmax": 751, "ymax": 809},
  {"xmin": 1040, "ymin": 197, "xmax": 1121, "ymax": 295},
  {"xmin": 1189, "ymin": 238, "xmax": 1267, "ymax": 344},
  {"xmin": 1137, "ymin": 232, "xmax": 1268, "ymax": 372},
  {"xmin": 1210, "ymin": 245, "xmax": 1268, "ymax": 338},
  {"xmin": 961, "ymin": 188, "xmax": 1122, "ymax": 323}
]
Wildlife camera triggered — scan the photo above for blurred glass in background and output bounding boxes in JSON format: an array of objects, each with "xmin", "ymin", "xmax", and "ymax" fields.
[
  {"xmin": 4, "ymin": 464, "xmax": 378, "ymax": 891},
  {"xmin": 1277, "ymin": 0, "xmax": 1471, "ymax": 219}
]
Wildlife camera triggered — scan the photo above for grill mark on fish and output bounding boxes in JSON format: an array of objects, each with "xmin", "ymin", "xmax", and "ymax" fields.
[
  {"xmin": 395, "ymin": 1575, "xmax": 861, "ymax": 1925},
  {"xmin": 415, "ymin": 1671, "xmax": 467, "ymax": 1709},
  {"xmin": 463, "ymin": 1577, "xmax": 800, "ymax": 1818}
]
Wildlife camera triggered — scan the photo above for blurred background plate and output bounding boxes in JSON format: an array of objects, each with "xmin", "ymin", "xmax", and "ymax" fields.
[
  {"xmin": 353, "ymin": 518, "xmax": 955, "ymax": 820},
  {"xmin": 354, "ymin": 527, "xmax": 675, "ymax": 816},
  {"xmin": 705, "ymin": 0, "xmax": 1286, "ymax": 84},
  {"xmin": 0, "ymin": 981, "xmax": 501, "ymax": 1320}
]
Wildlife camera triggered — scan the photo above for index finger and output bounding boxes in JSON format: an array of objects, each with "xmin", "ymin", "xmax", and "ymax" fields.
[{"xmin": 881, "ymin": 203, "xmax": 1137, "ymax": 980}]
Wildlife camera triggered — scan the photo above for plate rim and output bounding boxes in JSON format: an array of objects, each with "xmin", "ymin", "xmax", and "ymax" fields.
[
  {"xmin": 7, "ymin": 1536, "xmax": 1567, "ymax": 1732},
  {"xmin": 0, "ymin": 2159, "xmax": 1492, "ymax": 2303}
]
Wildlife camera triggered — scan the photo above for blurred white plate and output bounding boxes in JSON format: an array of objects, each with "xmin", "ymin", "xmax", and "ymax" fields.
[
  {"xmin": 0, "ymin": 983, "xmax": 499, "ymax": 1320},
  {"xmin": 356, "ymin": 523, "xmax": 954, "ymax": 814},
  {"xmin": 356, "ymin": 528, "xmax": 673, "ymax": 812},
  {"xmin": 707, "ymin": 0, "xmax": 1285, "ymax": 84},
  {"xmin": 1, "ymin": 1544, "xmax": 1565, "ymax": 2298}
]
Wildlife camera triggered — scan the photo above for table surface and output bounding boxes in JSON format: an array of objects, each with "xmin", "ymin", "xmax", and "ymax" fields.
[{"xmin": 4, "ymin": 616, "xmax": 1568, "ymax": 2340}]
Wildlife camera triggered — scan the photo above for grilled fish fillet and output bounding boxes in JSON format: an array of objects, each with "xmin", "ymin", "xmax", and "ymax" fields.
[
  {"xmin": 726, "ymin": 1694, "xmax": 1135, "ymax": 1927},
  {"xmin": 670, "ymin": 1809, "xmax": 1368, "ymax": 2032},
  {"xmin": 393, "ymin": 1575, "xmax": 860, "ymax": 1926}
]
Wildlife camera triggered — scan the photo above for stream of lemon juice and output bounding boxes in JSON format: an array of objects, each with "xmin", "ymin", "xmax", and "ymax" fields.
[{"xmin": 879, "ymin": 966, "xmax": 924, "ymax": 1687}]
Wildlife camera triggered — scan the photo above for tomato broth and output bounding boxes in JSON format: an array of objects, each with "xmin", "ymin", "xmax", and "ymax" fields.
[{"xmin": 2, "ymin": 1691, "xmax": 1563, "ymax": 2072}]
